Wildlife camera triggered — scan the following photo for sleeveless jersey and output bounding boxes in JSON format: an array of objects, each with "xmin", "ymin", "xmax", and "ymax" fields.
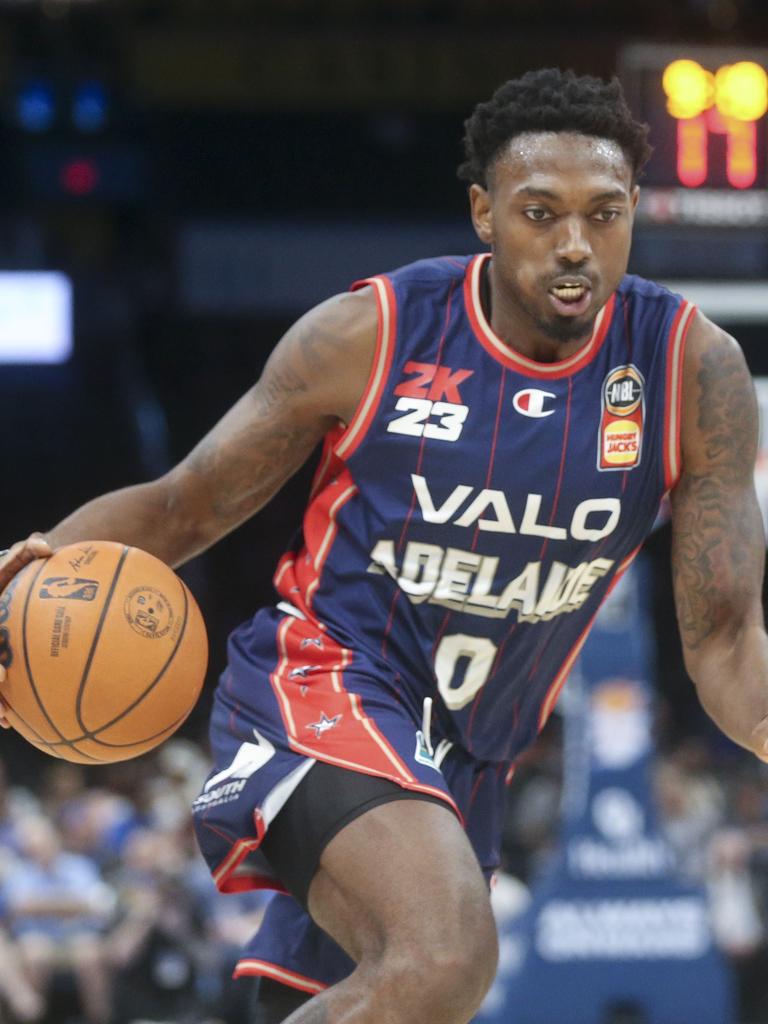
[{"xmin": 273, "ymin": 253, "xmax": 695, "ymax": 763}]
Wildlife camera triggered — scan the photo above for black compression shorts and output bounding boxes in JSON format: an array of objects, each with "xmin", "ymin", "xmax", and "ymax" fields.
[{"xmin": 259, "ymin": 759, "xmax": 450, "ymax": 910}]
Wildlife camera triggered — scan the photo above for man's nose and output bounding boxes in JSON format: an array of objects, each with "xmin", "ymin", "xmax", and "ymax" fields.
[{"xmin": 555, "ymin": 216, "xmax": 592, "ymax": 264}]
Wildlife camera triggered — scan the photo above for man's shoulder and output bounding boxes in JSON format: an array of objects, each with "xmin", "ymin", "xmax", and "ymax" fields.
[
  {"xmin": 376, "ymin": 254, "xmax": 475, "ymax": 288},
  {"xmin": 618, "ymin": 273, "xmax": 687, "ymax": 307}
]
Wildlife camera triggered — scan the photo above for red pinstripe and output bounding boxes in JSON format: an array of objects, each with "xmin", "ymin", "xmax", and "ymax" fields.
[
  {"xmin": 538, "ymin": 375, "xmax": 574, "ymax": 562},
  {"xmin": 381, "ymin": 279, "xmax": 458, "ymax": 661},
  {"xmin": 536, "ymin": 544, "xmax": 642, "ymax": 731}
]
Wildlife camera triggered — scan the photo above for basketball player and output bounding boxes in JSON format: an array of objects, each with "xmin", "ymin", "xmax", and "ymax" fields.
[{"xmin": 2, "ymin": 68, "xmax": 768, "ymax": 1024}]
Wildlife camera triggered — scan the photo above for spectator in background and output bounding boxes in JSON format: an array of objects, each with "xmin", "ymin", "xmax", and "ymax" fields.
[
  {"xmin": 2, "ymin": 816, "xmax": 114, "ymax": 1024},
  {"xmin": 706, "ymin": 824, "xmax": 768, "ymax": 1024},
  {"xmin": 0, "ymin": 761, "xmax": 39, "ymax": 861},
  {"xmin": 106, "ymin": 827, "xmax": 208, "ymax": 1024},
  {"xmin": 500, "ymin": 722, "xmax": 563, "ymax": 881},
  {"xmin": 707, "ymin": 828, "xmax": 763, "ymax": 958},
  {"xmin": 0, "ymin": 926, "xmax": 45, "ymax": 1022},
  {"xmin": 43, "ymin": 760, "xmax": 147, "ymax": 871},
  {"xmin": 655, "ymin": 753, "xmax": 723, "ymax": 882},
  {"xmin": 149, "ymin": 740, "xmax": 210, "ymax": 833}
]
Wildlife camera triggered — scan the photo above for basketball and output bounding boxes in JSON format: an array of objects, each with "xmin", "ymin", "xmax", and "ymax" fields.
[{"xmin": 0, "ymin": 541, "xmax": 208, "ymax": 764}]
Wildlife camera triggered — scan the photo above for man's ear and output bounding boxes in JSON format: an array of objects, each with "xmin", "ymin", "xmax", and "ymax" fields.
[{"xmin": 469, "ymin": 184, "xmax": 493, "ymax": 245}]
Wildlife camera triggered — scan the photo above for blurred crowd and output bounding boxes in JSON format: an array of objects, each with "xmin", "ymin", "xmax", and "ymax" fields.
[
  {"xmin": 0, "ymin": 741, "xmax": 267, "ymax": 1024},
  {"xmin": 502, "ymin": 720, "xmax": 768, "ymax": 1024},
  {"xmin": 0, "ymin": 722, "xmax": 767, "ymax": 1024}
]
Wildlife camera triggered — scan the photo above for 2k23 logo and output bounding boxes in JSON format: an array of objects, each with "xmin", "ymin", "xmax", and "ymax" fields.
[{"xmin": 387, "ymin": 362, "xmax": 474, "ymax": 442}]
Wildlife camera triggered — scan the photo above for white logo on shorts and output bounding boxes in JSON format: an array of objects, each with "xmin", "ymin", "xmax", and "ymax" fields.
[{"xmin": 203, "ymin": 729, "xmax": 275, "ymax": 793}]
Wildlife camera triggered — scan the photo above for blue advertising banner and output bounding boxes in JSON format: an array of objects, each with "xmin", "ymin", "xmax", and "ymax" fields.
[{"xmin": 477, "ymin": 561, "xmax": 734, "ymax": 1024}]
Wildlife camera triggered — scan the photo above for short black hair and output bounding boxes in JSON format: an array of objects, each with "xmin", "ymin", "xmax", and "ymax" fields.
[{"xmin": 458, "ymin": 68, "xmax": 652, "ymax": 188}]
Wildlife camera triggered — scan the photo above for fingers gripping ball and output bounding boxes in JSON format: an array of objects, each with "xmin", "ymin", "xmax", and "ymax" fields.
[{"xmin": 0, "ymin": 542, "xmax": 208, "ymax": 763}]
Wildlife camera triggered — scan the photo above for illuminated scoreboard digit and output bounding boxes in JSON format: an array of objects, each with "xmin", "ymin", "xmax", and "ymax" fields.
[
  {"xmin": 663, "ymin": 59, "xmax": 766, "ymax": 189},
  {"xmin": 620, "ymin": 44, "xmax": 768, "ymax": 225}
]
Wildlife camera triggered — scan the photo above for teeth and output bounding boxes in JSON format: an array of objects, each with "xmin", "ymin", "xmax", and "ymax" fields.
[{"xmin": 552, "ymin": 285, "xmax": 585, "ymax": 300}]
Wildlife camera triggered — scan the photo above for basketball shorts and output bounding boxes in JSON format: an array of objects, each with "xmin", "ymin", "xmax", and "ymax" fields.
[{"xmin": 192, "ymin": 604, "xmax": 510, "ymax": 993}]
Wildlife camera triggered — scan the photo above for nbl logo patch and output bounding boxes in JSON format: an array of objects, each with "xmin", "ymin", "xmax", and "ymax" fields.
[{"xmin": 598, "ymin": 365, "xmax": 645, "ymax": 471}]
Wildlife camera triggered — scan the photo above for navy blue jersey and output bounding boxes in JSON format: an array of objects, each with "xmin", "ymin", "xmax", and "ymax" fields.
[{"xmin": 274, "ymin": 253, "xmax": 695, "ymax": 763}]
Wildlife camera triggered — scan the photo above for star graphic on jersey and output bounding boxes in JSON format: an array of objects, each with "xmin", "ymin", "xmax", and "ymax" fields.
[
  {"xmin": 307, "ymin": 712, "xmax": 342, "ymax": 738},
  {"xmin": 289, "ymin": 664, "xmax": 321, "ymax": 680},
  {"xmin": 300, "ymin": 636, "xmax": 324, "ymax": 650}
]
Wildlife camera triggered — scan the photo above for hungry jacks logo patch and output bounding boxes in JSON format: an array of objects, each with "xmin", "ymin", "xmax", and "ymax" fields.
[{"xmin": 598, "ymin": 365, "xmax": 645, "ymax": 471}]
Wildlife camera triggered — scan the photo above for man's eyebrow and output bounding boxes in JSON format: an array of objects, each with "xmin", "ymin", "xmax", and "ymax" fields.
[
  {"xmin": 514, "ymin": 186, "xmax": 629, "ymax": 202},
  {"xmin": 588, "ymin": 189, "xmax": 629, "ymax": 203},
  {"xmin": 515, "ymin": 186, "xmax": 560, "ymax": 200}
]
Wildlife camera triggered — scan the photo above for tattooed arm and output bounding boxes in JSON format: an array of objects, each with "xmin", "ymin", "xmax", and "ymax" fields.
[
  {"xmin": 671, "ymin": 310, "xmax": 768, "ymax": 761},
  {"xmin": 0, "ymin": 287, "xmax": 378, "ymax": 590}
]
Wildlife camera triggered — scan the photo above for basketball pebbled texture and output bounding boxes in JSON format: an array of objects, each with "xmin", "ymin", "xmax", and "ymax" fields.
[{"xmin": 0, "ymin": 541, "xmax": 208, "ymax": 763}]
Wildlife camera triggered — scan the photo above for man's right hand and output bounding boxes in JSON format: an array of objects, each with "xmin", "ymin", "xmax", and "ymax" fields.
[
  {"xmin": 0, "ymin": 533, "xmax": 53, "ymax": 594},
  {"xmin": 0, "ymin": 533, "xmax": 53, "ymax": 730}
]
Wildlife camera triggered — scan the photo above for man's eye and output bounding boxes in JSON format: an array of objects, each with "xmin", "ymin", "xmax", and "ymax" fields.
[
  {"xmin": 595, "ymin": 209, "xmax": 620, "ymax": 222},
  {"xmin": 524, "ymin": 208, "xmax": 551, "ymax": 222}
]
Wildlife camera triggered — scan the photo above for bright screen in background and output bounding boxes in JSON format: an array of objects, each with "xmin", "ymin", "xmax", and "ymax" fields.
[{"xmin": 0, "ymin": 272, "xmax": 73, "ymax": 364}]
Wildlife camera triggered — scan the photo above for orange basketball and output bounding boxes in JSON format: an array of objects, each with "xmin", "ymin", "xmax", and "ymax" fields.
[{"xmin": 0, "ymin": 541, "xmax": 208, "ymax": 764}]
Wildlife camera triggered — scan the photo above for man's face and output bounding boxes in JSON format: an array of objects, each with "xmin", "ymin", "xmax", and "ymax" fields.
[{"xmin": 470, "ymin": 132, "xmax": 639, "ymax": 344}]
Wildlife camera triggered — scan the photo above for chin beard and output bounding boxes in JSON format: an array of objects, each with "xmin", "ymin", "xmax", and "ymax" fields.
[{"xmin": 531, "ymin": 310, "xmax": 596, "ymax": 343}]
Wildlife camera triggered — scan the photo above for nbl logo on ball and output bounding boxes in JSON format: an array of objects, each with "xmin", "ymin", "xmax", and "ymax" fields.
[{"xmin": 598, "ymin": 365, "xmax": 645, "ymax": 472}]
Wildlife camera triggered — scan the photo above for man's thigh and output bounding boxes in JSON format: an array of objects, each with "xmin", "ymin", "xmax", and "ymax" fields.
[
  {"xmin": 252, "ymin": 758, "xmax": 495, "ymax": 1008},
  {"xmin": 259, "ymin": 758, "xmax": 450, "ymax": 910},
  {"xmin": 306, "ymin": 797, "xmax": 492, "ymax": 965}
]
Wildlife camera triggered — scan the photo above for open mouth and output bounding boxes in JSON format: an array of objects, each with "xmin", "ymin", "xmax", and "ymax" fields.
[{"xmin": 548, "ymin": 282, "xmax": 593, "ymax": 317}]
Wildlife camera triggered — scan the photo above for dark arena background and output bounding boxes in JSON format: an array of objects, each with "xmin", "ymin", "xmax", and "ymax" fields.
[{"xmin": 1, "ymin": 3, "xmax": 768, "ymax": 1023}]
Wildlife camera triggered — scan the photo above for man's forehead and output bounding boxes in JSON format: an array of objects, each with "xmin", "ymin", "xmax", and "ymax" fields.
[{"xmin": 493, "ymin": 131, "xmax": 632, "ymax": 189}]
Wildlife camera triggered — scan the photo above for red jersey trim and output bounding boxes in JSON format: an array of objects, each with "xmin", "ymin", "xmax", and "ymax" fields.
[
  {"xmin": 464, "ymin": 253, "xmax": 615, "ymax": 379},
  {"xmin": 334, "ymin": 275, "xmax": 397, "ymax": 460},
  {"xmin": 267, "ymin": 615, "xmax": 462, "ymax": 821},
  {"xmin": 211, "ymin": 821, "xmax": 289, "ymax": 897},
  {"xmin": 663, "ymin": 301, "xmax": 697, "ymax": 491},
  {"xmin": 304, "ymin": 479, "xmax": 359, "ymax": 609},
  {"xmin": 233, "ymin": 959, "xmax": 328, "ymax": 994},
  {"xmin": 537, "ymin": 544, "xmax": 642, "ymax": 730}
]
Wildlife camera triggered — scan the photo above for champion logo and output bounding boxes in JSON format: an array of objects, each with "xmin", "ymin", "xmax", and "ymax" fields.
[{"xmin": 513, "ymin": 389, "xmax": 556, "ymax": 418}]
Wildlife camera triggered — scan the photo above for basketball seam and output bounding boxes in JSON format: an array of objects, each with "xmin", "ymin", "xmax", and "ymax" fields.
[
  {"xmin": 74, "ymin": 544, "xmax": 131, "ymax": 737},
  {"xmin": 47, "ymin": 704, "xmax": 191, "ymax": 750},
  {"xmin": 19, "ymin": 558, "xmax": 98, "ymax": 758},
  {"xmin": 59, "ymin": 577, "xmax": 192, "ymax": 745},
  {"xmin": 6, "ymin": 700, "xmax": 103, "ymax": 762},
  {"xmin": 15, "ymin": 551, "xmax": 201, "ymax": 762}
]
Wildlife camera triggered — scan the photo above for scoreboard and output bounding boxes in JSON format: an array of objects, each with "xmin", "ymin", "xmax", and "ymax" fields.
[{"xmin": 619, "ymin": 44, "xmax": 768, "ymax": 226}]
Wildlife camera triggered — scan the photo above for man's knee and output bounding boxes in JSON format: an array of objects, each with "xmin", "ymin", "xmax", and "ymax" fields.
[
  {"xmin": 367, "ymin": 890, "xmax": 498, "ymax": 1021},
  {"xmin": 307, "ymin": 798, "xmax": 500, "ymax": 1020}
]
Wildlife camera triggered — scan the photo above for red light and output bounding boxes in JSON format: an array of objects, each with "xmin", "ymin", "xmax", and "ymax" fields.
[
  {"xmin": 676, "ymin": 108, "xmax": 759, "ymax": 188},
  {"xmin": 726, "ymin": 118, "xmax": 757, "ymax": 188},
  {"xmin": 704, "ymin": 105, "xmax": 728, "ymax": 134},
  {"xmin": 60, "ymin": 158, "xmax": 99, "ymax": 196},
  {"xmin": 676, "ymin": 116, "xmax": 708, "ymax": 187}
]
